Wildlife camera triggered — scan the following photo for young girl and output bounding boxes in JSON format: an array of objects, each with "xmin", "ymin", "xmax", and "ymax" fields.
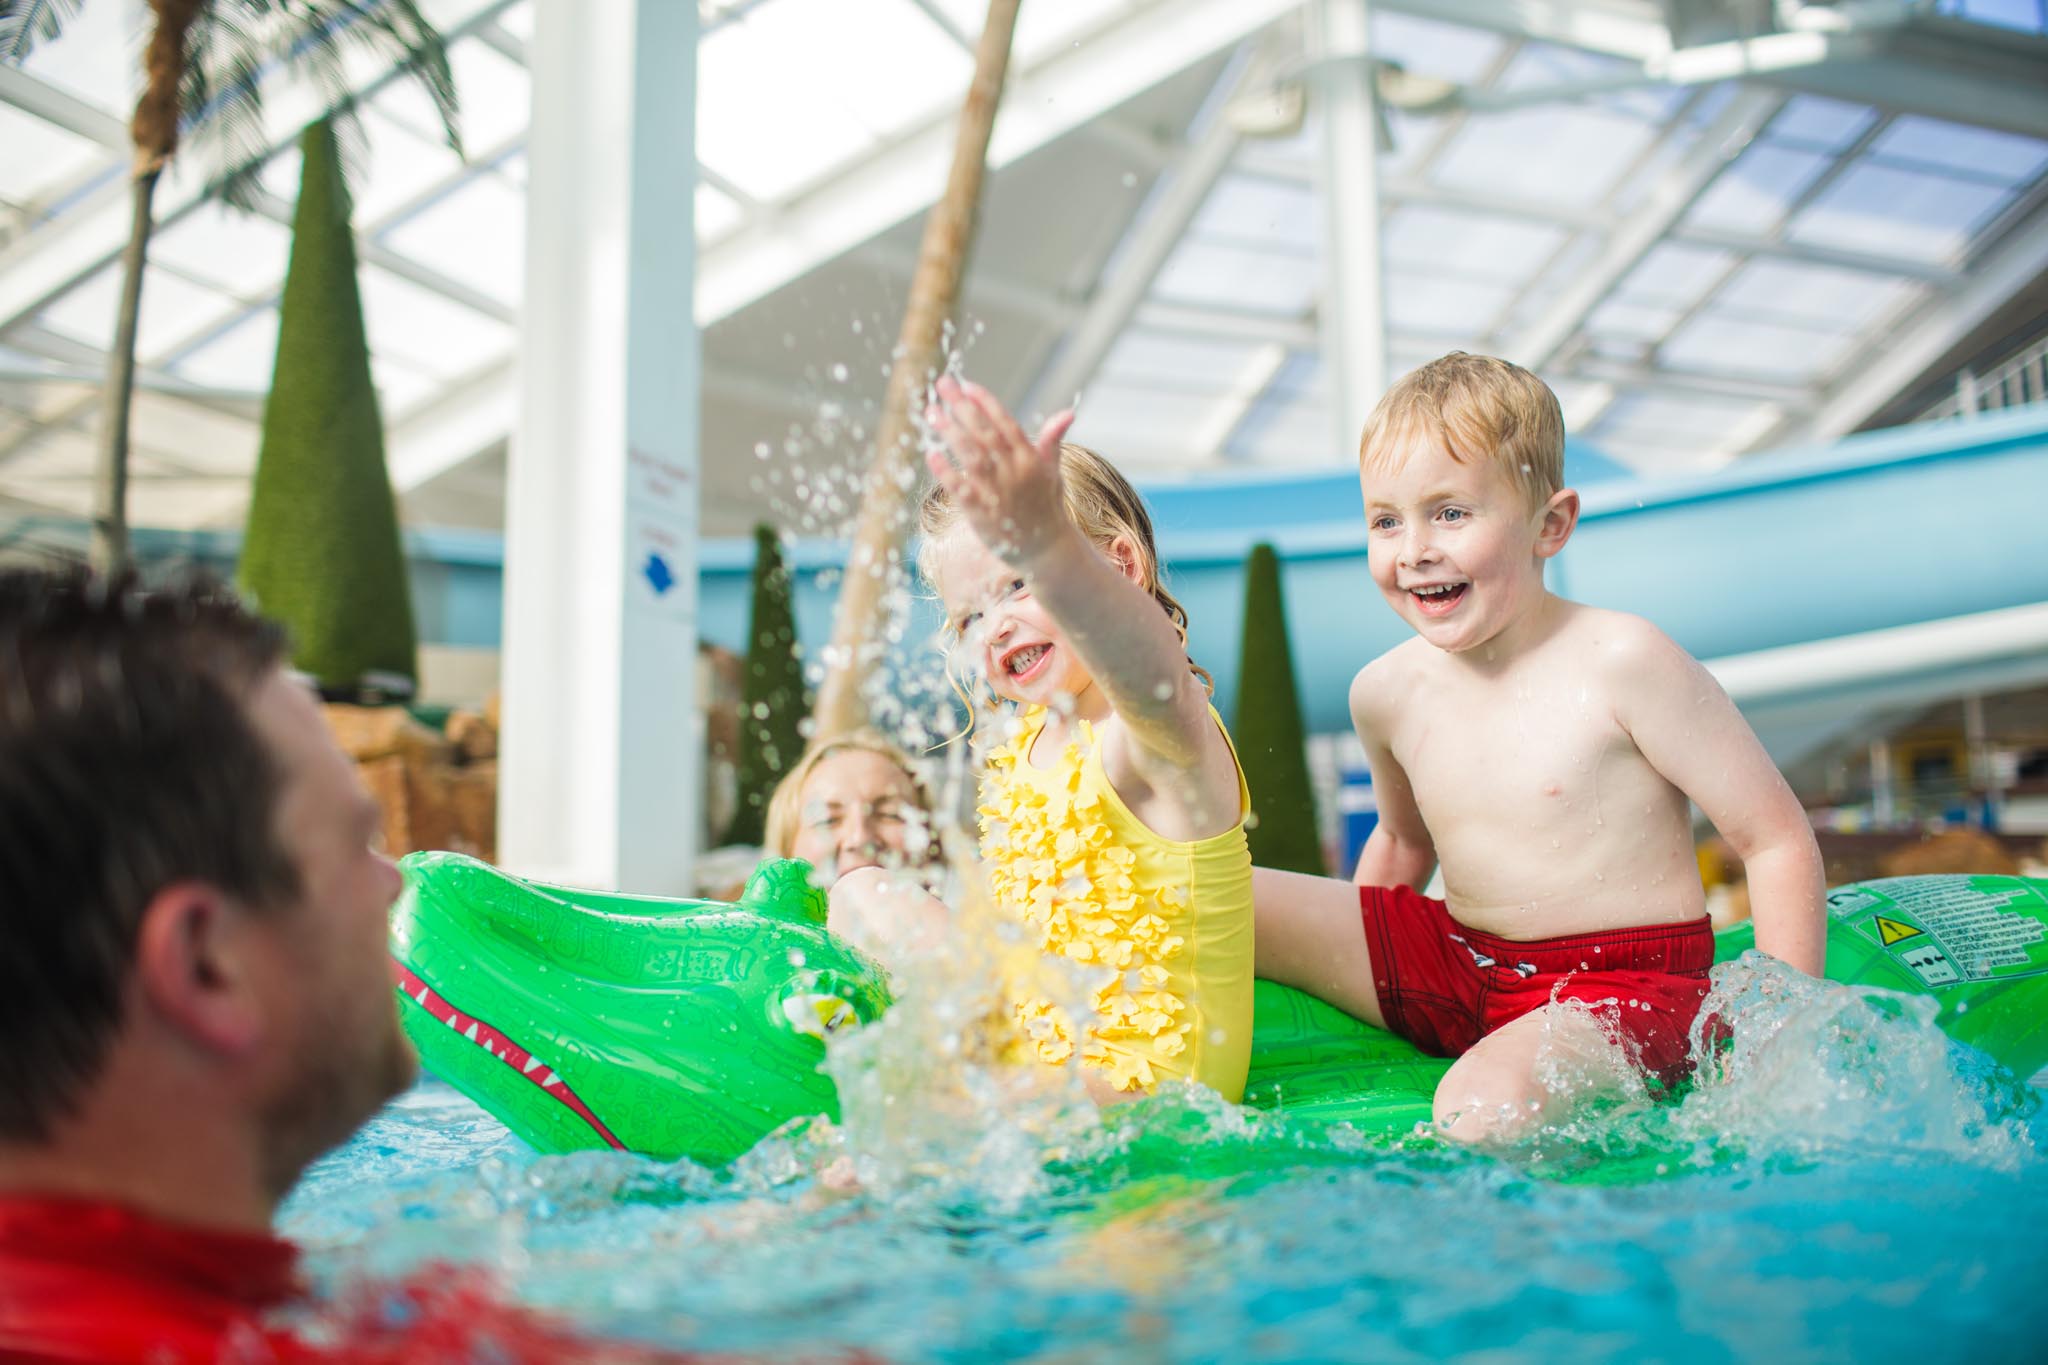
[{"xmin": 876, "ymin": 375, "xmax": 1255, "ymax": 1103}]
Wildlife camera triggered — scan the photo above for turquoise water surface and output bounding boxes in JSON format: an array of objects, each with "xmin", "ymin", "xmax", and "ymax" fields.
[{"xmin": 283, "ymin": 958, "xmax": 2048, "ymax": 1363}]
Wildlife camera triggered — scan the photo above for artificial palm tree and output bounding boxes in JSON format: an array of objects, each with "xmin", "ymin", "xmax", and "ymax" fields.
[{"xmin": 0, "ymin": 0, "xmax": 459, "ymax": 572}]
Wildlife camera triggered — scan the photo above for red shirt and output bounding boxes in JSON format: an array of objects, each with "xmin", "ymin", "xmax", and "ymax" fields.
[{"xmin": 0, "ymin": 1195, "xmax": 680, "ymax": 1363}]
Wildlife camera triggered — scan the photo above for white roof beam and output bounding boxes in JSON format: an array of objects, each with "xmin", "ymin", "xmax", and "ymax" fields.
[
  {"xmin": 1503, "ymin": 87, "xmax": 1786, "ymax": 372},
  {"xmin": 1570, "ymin": 355, "xmax": 1815, "ymax": 412},
  {"xmin": 0, "ymin": 65, "xmax": 127, "ymax": 149},
  {"xmin": 383, "ymin": 360, "xmax": 517, "ymax": 492},
  {"xmin": 1028, "ymin": 47, "xmax": 1263, "ymax": 416},
  {"xmin": 1373, "ymin": 0, "xmax": 1670, "ymax": 61},
  {"xmin": 694, "ymin": 0, "xmax": 1306, "ymax": 326},
  {"xmin": 1133, "ymin": 300, "xmax": 1318, "ymax": 350},
  {"xmin": 1668, "ymin": 224, "xmax": 1958, "ymax": 286},
  {"xmin": 0, "ymin": 0, "xmax": 520, "ymax": 334},
  {"xmin": 1785, "ymin": 203, "xmax": 2048, "ymax": 445}
]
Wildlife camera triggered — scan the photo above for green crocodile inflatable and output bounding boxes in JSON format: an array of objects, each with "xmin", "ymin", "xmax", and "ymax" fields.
[
  {"xmin": 390, "ymin": 856, "xmax": 2048, "ymax": 1162},
  {"xmin": 389, "ymin": 852, "xmax": 891, "ymax": 1164}
]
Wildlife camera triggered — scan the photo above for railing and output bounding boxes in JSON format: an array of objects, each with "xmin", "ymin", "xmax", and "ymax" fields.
[{"xmin": 1917, "ymin": 331, "xmax": 2048, "ymax": 422}]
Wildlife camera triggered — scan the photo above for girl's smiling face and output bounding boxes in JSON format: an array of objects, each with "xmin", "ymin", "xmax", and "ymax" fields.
[{"xmin": 928, "ymin": 524, "xmax": 1096, "ymax": 710}]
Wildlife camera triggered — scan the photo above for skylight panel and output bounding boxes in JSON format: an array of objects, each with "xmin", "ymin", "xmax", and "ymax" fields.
[
  {"xmin": 1101, "ymin": 331, "xmax": 1270, "ymax": 390},
  {"xmin": 167, "ymin": 308, "xmax": 279, "ymax": 393},
  {"xmin": 1384, "ymin": 274, "xmax": 1512, "ymax": 338},
  {"xmin": 370, "ymin": 355, "xmax": 441, "ymax": 417},
  {"xmin": 1431, "ymin": 107, "xmax": 1656, "ymax": 208},
  {"xmin": 1368, "ymin": 11, "xmax": 1505, "ymax": 85},
  {"xmin": 149, "ymin": 205, "xmax": 293, "ymax": 295},
  {"xmin": 926, "ymin": 0, "xmax": 1136, "ymax": 67},
  {"xmin": 1867, "ymin": 116, "xmax": 2048, "ymax": 186},
  {"xmin": 39, "ymin": 265, "xmax": 238, "ymax": 361},
  {"xmin": 447, "ymin": 40, "xmax": 532, "ymax": 153},
  {"xmin": 1381, "ymin": 207, "xmax": 1566, "ymax": 283},
  {"xmin": 1586, "ymin": 298, "xmax": 1683, "ymax": 342},
  {"xmin": 1152, "ymin": 241, "xmax": 1319, "ymax": 315},
  {"xmin": 1935, "ymin": 0, "xmax": 2048, "ymax": 33},
  {"xmin": 1065, "ymin": 381, "xmax": 1219, "ymax": 465},
  {"xmin": 1658, "ymin": 312, "xmax": 1858, "ymax": 382},
  {"xmin": 1191, "ymin": 175, "xmax": 1319, "ymax": 255},
  {"xmin": 125, "ymin": 393, "xmax": 259, "ymax": 475},
  {"xmin": 1683, "ymin": 142, "xmax": 1832, "ymax": 235},
  {"xmin": 356, "ymin": 267, "xmax": 514, "ymax": 374},
  {"xmin": 15, "ymin": 0, "xmax": 136, "ymax": 116},
  {"xmin": 379, "ymin": 173, "xmax": 525, "ymax": 304},
  {"xmin": 340, "ymin": 108, "xmax": 466, "ymax": 223},
  {"xmin": 1611, "ymin": 241, "xmax": 1738, "ymax": 310},
  {"xmin": 697, "ymin": 183, "xmax": 745, "ymax": 242},
  {"xmin": 738, "ymin": 0, "xmax": 970, "ymax": 143},
  {"xmin": 1710, "ymin": 259, "xmax": 1919, "ymax": 333},
  {"xmin": 696, "ymin": 13, "xmax": 877, "ymax": 201},
  {"xmin": 1768, "ymin": 96, "xmax": 1876, "ymax": 154},
  {"xmin": 0, "ymin": 109, "xmax": 106, "ymax": 206},
  {"xmin": 1225, "ymin": 389, "xmax": 1331, "ymax": 467},
  {"xmin": 1591, "ymin": 393, "xmax": 1773, "ymax": 466},
  {"xmin": 1786, "ymin": 162, "xmax": 2013, "ymax": 264}
]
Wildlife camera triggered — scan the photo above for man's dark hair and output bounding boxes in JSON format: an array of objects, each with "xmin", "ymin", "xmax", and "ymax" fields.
[{"xmin": 0, "ymin": 566, "xmax": 299, "ymax": 1141}]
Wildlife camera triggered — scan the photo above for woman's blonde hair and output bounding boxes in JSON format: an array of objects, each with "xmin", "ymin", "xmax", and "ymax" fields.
[
  {"xmin": 763, "ymin": 729, "xmax": 935, "ymax": 859},
  {"xmin": 916, "ymin": 442, "xmax": 1212, "ymax": 729}
]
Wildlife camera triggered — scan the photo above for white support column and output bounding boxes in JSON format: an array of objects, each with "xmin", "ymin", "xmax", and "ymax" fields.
[
  {"xmin": 499, "ymin": 0, "xmax": 699, "ymax": 893},
  {"xmin": 1312, "ymin": 0, "xmax": 1386, "ymax": 463}
]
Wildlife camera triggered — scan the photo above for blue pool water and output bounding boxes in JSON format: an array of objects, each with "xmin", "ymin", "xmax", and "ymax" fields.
[{"xmin": 283, "ymin": 958, "xmax": 2048, "ymax": 1363}]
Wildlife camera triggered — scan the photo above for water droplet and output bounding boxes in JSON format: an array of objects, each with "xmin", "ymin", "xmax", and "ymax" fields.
[{"xmin": 831, "ymin": 362, "xmax": 849, "ymax": 382}]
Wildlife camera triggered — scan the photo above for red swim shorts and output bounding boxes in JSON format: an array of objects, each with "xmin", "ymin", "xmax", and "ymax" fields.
[{"xmin": 1357, "ymin": 883, "xmax": 1715, "ymax": 1088}]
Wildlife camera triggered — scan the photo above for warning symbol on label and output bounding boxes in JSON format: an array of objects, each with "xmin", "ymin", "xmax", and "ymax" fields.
[{"xmin": 1875, "ymin": 916, "xmax": 1924, "ymax": 947}]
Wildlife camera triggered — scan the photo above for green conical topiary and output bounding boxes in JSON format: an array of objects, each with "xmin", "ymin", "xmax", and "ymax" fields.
[
  {"xmin": 726, "ymin": 524, "xmax": 809, "ymax": 846},
  {"xmin": 1233, "ymin": 542, "xmax": 1325, "ymax": 874},
  {"xmin": 239, "ymin": 118, "xmax": 416, "ymax": 695}
]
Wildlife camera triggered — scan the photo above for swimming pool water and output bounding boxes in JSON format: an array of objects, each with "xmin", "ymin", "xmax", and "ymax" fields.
[{"xmin": 282, "ymin": 958, "xmax": 2048, "ymax": 1363}]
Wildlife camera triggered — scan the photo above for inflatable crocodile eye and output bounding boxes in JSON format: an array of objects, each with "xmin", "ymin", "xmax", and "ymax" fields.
[{"xmin": 781, "ymin": 992, "xmax": 861, "ymax": 1039}]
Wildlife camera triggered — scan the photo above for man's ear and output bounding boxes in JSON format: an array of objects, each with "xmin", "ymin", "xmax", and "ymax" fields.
[
  {"xmin": 1533, "ymin": 488, "xmax": 1580, "ymax": 561},
  {"xmin": 133, "ymin": 884, "xmax": 264, "ymax": 1056}
]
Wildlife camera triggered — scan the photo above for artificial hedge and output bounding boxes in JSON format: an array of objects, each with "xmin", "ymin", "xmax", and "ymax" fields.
[
  {"xmin": 1233, "ymin": 541, "xmax": 1325, "ymax": 874},
  {"xmin": 726, "ymin": 523, "xmax": 808, "ymax": 846},
  {"xmin": 240, "ymin": 118, "xmax": 417, "ymax": 696}
]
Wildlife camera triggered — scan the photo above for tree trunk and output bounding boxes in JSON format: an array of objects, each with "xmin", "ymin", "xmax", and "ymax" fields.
[
  {"xmin": 91, "ymin": 0, "xmax": 202, "ymax": 574},
  {"xmin": 89, "ymin": 166, "xmax": 160, "ymax": 574},
  {"xmin": 811, "ymin": 0, "xmax": 1022, "ymax": 739}
]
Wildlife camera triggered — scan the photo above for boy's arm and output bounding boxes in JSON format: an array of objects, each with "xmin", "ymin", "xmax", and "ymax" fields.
[
  {"xmin": 1610, "ymin": 621, "xmax": 1827, "ymax": 975},
  {"xmin": 1350, "ymin": 666, "xmax": 1436, "ymax": 891}
]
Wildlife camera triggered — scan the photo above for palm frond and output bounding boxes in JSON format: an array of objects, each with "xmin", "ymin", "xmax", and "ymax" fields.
[
  {"xmin": 0, "ymin": 0, "xmax": 85, "ymax": 65},
  {"xmin": 177, "ymin": 0, "xmax": 464, "ymax": 212}
]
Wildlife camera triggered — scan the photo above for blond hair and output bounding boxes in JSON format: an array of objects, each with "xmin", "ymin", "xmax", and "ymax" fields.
[
  {"xmin": 1358, "ymin": 352, "xmax": 1565, "ymax": 509},
  {"xmin": 916, "ymin": 442, "xmax": 1213, "ymax": 721},
  {"xmin": 763, "ymin": 730, "xmax": 934, "ymax": 859}
]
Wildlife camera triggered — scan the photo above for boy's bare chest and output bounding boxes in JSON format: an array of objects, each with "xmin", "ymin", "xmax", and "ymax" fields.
[{"xmin": 1387, "ymin": 674, "xmax": 1641, "ymax": 826}]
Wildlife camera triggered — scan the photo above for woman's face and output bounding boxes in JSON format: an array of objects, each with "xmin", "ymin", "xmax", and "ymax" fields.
[{"xmin": 789, "ymin": 749, "xmax": 927, "ymax": 882}]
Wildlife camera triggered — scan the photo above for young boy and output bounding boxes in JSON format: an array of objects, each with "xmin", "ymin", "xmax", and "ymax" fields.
[{"xmin": 1254, "ymin": 352, "xmax": 1826, "ymax": 1142}]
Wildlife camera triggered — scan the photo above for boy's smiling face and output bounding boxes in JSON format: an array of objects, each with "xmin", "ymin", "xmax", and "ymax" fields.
[{"xmin": 1361, "ymin": 432, "xmax": 1572, "ymax": 655}]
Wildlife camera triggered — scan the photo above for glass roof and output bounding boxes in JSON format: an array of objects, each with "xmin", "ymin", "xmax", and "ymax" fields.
[{"xmin": 1, "ymin": 0, "xmax": 2045, "ymax": 535}]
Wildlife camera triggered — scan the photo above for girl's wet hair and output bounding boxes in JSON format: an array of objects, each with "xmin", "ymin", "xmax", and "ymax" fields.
[{"xmin": 917, "ymin": 441, "xmax": 1212, "ymax": 733}]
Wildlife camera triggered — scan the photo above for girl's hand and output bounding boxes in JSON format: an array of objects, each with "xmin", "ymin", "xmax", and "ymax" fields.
[{"xmin": 925, "ymin": 376, "xmax": 1076, "ymax": 566}]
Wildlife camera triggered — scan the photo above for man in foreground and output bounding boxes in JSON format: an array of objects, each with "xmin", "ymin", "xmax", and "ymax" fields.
[{"xmin": 0, "ymin": 567, "xmax": 727, "ymax": 1363}]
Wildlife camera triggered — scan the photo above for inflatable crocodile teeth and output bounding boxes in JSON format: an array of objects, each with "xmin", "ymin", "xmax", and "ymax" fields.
[{"xmin": 388, "ymin": 852, "xmax": 893, "ymax": 1166}]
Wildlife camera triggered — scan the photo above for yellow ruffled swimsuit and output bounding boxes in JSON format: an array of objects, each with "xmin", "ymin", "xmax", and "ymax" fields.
[{"xmin": 977, "ymin": 704, "xmax": 1255, "ymax": 1101}]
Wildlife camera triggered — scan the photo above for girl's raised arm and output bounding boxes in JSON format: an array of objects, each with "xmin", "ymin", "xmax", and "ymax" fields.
[{"xmin": 925, "ymin": 378, "xmax": 1217, "ymax": 773}]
